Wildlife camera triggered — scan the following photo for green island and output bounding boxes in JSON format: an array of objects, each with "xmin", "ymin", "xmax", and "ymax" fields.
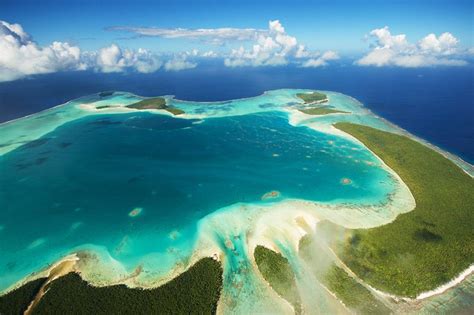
[
  {"xmin": 94, "ymin": 97, "xmax": 185, "ymax": 115},
  {"xmin": 126, "ymin": 97, "xmax": 185, "ymax": 115},
  {"xmin": 254, "ymin": 245, "xmax": 301, "ymax": 313},
  {"xmin": 334, "ymin": 122, "xmax": 474, "ymax": 297},
  {"xmin": 298, "ymin": 107, "xmax": 348, "ymax": 116},
  {"xmin": 296, "ymin": 91, "xmax": 348, "ymax": 115},
  {"xmin": 296, "ymin": 91, "xmax": 328, "ymax": 104},
  {"xmin": 0, "ymin": 258, "xmax": 222, "ymax": 315},
  {"xmin": 96, "ymin": 105, "xmax": 121, "ymax": 110}
]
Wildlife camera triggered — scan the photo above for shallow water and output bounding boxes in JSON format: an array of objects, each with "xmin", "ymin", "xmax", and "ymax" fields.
[{"xmin": 0, "ymin": 98, "xmax": 396, "ymax": 290}]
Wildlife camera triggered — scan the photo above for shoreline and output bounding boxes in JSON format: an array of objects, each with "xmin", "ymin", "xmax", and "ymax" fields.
[
  {"xmin": 1, "ymin": 88, "xmax": 472, "ymax": 312},
  {"xmin": 1, "ymin": 173, "xmax": 415, "ymax": 296},
  {"xmin": 1, "ymin": 193, "xmax": 471, "ymax": 311},
  {"xmin": 4, "ymin": 209, "xmax": 472, "ymax": 307},
  {"xmin": 416, "ymin": 264, "xmax": 474, "ymax": 300}
]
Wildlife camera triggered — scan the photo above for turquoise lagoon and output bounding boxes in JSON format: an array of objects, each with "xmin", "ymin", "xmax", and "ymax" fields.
[{"xmin": 0, "ymin": 90, "xmax": 415, "ymax": 308}]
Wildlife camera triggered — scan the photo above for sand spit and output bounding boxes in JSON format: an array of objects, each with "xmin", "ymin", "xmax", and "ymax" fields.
[
  {"xmin": 24, "ymin": 255, "xmax": 78, "ymax": 315},
  {"xmin": 1, "ymin": 254, "xmax": 78, "ymax": 296},
  {"xmin": 261, "ymin": 190, "xmax": 281, "ymax": 200},
  {"xmin": 128, "ymin": 207, "xmax": 143, "ymax": 217}
]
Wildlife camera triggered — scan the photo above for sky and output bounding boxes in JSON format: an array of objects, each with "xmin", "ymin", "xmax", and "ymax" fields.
[{"xmin": 0, "ymin": 0, "xmax": 473, "ymax": 81}]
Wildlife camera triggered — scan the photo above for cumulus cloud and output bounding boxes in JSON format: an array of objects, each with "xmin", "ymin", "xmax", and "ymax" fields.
[
  {"xmin": 96, "ymin": 44, "xmax": 162, "ymax": 73},
  {"xmin": 302, "ymin": 51, "xmax": 340, "ymax": 68},
  {"xmin": 164, "ymin": 55, "xmax": 197, "ymax": 71},
  {"xmin": 294, "ymin": 45, "xmax": 317, "ymax": 59},
  {"xmin": 224, "ymin": 20, "xmax": 338, "ymax": 68},
  {"xmin": 0, "ymin": 20, "xmax": 85, "ymax": 81},
  {"xmin": 356, "ymin": 26, "xmax": 468, "ymax": 67}
]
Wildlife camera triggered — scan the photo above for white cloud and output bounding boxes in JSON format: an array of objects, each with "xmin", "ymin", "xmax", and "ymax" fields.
[
  {"xmin": 108, "ymin": 25, "xmax": 264, "ymax": 44},
  {"xmin": 164, "ymin": 56, "xmax": 197, "ymax": 71},
  {"xmin": 269, "ymin": 20, "xmax": 285, "ymax": 34},
  {"xmin": 369, "ymin": 26, "xmax": 409, "ymax": 50},
  {"xmin": 0, "ymin": 19, "xmax": 346, "ymax": 82},
  {"xmin": 357, "ymin": 48, "xmax": 395, "ymax": 67},
  {"xmin": 111, "ymin": 20, "xmax": 339, "ymax": 68},
  {"xmin": 0, "ymin": 20, "xmax": 85, "ymax": 81},
  {"xmin": 295, "ymin": 45, "xmax": 316, "ymax": 58},
  {"xmin": 224, "ymin": 20, "xmax": 338, "ymax": 68},
  {"xmin": 202, "ymin": 50, "xmax": 218, "ymax": 58},
  {"xmin": 96, "ymin": 44, "xmax": 162, "ymax": 73},
  {"xmin": 418, "ymin": 32, "xmax": 458, "ymax": 55},
  {"xmin": 302, "ymin": 50, "xmax": 340, "ymax": 68},
  {"xmin": 357, "ymin": 26, "xmax": 468, "ymax": 67},
  {"xmin": 183, "ymin": 49, "xmax": 218, "ymax": 58},
  {"xmin": 187, "ymin": 48, "xmax": 200, "ymax": 57},
  {"xmin": 0, "ymin": 20, "xmax": 202, "ymax": 82}
]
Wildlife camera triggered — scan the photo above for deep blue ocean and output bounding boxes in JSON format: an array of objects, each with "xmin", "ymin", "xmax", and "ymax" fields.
[{"xmin": 0, "ymin": 61, "xmax": 472, "ymax": 162}]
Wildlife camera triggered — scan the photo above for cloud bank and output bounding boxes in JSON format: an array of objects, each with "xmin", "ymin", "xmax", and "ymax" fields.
[
  {"xmin": 1, "ymin": 20, "xmax": 470, "ymax": 82},
  {"xmin": 224, "ymin": 20, "xmax": 339, "ymax": 68},
  {"xmin": 357, "ymin": 26, "xmax": 468, "ymax": 67},
  {"xmin": 0, "ymin": 20, "xmax": 200, "ymax": 82},
  {"xmin": 110, "ymin": 20, "xmax": 340, "ymax": 68}
]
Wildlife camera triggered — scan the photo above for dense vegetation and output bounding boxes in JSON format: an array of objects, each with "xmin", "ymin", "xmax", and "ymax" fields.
[
  {"xmin": 296, "ymin": 92, "xmax": 328, "ymax": 104},
  {"xmin": 163, "ymin": 107, "xmax": 186, "ymax": 115},
  {"xmin": 96, "ymin": 105, "xmax": 120, "ymax": 109},
  {"xmin": 126, "ymin": 97, "xmax": 185, "ymax": 115},
  {"xmin": 299, "ymin": 235, "xmax": 390, "ymax": 314},
  {"xmin": 1, "ymin": 258, "xmax": 222, "ymax": 315},
  {"xmin": 254, "ymin": 246, "xmax": 301, "ymax": 314},
  {"xmin": 335, "ymin": 122, "xmax": 474, "ymax": 297},
  {"xmin": 127, "ymin": 97, "xmax": 167, "ymax": 109},
  {"xmin": 325, "ymin": 266, "xmax": 390, "ymax": 314},
  {"xmin": 295, "ymin": 91, "xmax": 348, "ymax": 116},
  {"xmin": 34, "ymin": 258, "xmax": 221, "ymax": 314},
  {"xmin": 298, "ymin": 107, "xmax": 348, "ymax": 115},
  {"xmin": 0, "ymin": 278, "xmax": 46, "ymax": 315}
]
